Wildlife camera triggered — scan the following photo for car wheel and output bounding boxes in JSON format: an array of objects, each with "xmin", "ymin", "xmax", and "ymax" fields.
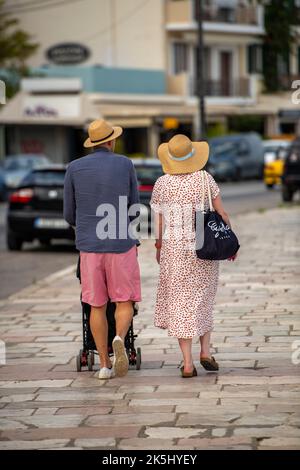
[
  {"xmin": 39, "ymin": 238, "xmax": 51, "ymax": 247},
  {"xmin": 7, "ymin": 231, "xmax": 23, "ymax": 251},
  {"xmin": 266, "ymin": 183, "xmax": 274, "ymax": 189},
  {"xmin": 282, "ymin": 185, "xmax": 293, "ymax": 202},
  {"xmin": 232, "ymin": 168, "xmax": 241, "ymax": 182}
]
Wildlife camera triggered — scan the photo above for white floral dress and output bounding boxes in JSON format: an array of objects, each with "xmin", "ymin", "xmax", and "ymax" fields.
[{"xmin": 150, "ymin": 170, "xmax": 220, "ymax": 338}]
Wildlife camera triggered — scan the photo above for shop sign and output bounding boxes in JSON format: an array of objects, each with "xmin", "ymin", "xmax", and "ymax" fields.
[
  {"xmin": 279, "ymin": 109, "xmax": 300, "ymax": 120},
  {"xmin": 23, "ymin": 96, "xmax": 80, "ymax": 120},
  {"xmin": 47, "ymin": 43, "xmax": 90, "ymax": 65}
]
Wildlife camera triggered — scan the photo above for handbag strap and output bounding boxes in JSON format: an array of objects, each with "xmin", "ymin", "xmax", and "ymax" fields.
[{"xmin": 201, "ymin": 170, "xmax": 214, "ymax": 212}]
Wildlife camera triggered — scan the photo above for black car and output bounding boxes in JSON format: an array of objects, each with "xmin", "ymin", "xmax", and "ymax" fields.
[
  {"xmin": 132, "ymin": 158, "xmax": 163, "ymax": 207},
  {"xmin": 7, "ymin": 166, "xmax": 74, "ymax": 251},
  {"xmin": 281, "ymin": 139, "xmax": 300, "ymax": 202}
]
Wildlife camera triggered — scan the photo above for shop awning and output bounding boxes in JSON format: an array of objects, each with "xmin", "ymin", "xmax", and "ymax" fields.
[
  {"xmin": 0, "ymin": 90, "xmax": 196, "ymax": 128},
  {"xmin": 207, "ymin": 92, "xmax": 296, "ymax": 117}
]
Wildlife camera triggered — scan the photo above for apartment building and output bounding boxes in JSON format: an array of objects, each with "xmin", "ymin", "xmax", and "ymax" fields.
[
  {"xmin": 0, "ymin": 0, "xmax": 299, "ymax": 162},
  {"xmin": 166, "ymin": 0, "xmax": 300, "ymax": 135}
]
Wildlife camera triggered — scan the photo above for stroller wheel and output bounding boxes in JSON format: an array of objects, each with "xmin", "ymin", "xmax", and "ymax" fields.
[
  {"xmin": 76, "ymin": 354, "xmax": 82, "ymax": 372},
  {"xmin": 136, "ymin": 347, "xmax": 142, "ymax": 370},
  {"xmin": 87, "ymin": 353, "xmax": 93, "ymax": 371},
  {"xmin": 90, "ymin": 351, "xmax": 95, "ymax": 365}
]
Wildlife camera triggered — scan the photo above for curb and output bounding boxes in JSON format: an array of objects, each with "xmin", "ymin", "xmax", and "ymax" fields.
[{"xmin": 7, "ymin": 263, "xmax": 77, "ymax": 301}]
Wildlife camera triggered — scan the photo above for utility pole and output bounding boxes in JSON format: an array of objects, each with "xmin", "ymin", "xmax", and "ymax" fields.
[{"xmin": 195, "ymin": 0, "xmax": 206, "ymax": 140}]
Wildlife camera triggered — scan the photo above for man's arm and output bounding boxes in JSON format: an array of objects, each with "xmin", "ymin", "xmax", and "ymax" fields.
[
  {"xmin": 128, "ymin": 162, "xmax": 140, "ymax": 208},
  {"xmin": 63, "ymin": 166, "xmax": 76, "ymax": 227}
]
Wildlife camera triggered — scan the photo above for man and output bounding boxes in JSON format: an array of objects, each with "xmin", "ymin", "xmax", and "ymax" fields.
[{"xmin": 64, "ymin": 119, "xmax": 141, "ymax": 380}]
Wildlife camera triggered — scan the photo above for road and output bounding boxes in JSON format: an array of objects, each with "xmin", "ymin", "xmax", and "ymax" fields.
[{"xmin": 0, "ymin": 181, "xmax": 283, "ymax": 299}]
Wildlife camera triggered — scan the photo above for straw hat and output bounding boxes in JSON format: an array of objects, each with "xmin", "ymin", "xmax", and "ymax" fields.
[
  {"xmin": 158, "ymin": 134, "xmax": 209, "ymax": 175},
  {"xmin": 84, "ymin": 119, "xmax": 123, "ymax": 148}
]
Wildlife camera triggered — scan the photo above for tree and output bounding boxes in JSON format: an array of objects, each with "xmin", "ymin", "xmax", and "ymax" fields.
[
  {"xmin": 261, "ymin": 0, "xmax": 300, "ymax": 92},
  {"xmin": 0, "ymin": 0, "xmax": 38, "ymax": 98}
]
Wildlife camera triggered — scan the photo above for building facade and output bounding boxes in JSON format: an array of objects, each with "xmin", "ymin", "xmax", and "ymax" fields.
[
  {"xmin": 165, "ymin": 0, "xmax": 300, "ymax": 136},
  {"xmin": 0, "ymin": 0, "xmax": 299, "ymax": 162}
]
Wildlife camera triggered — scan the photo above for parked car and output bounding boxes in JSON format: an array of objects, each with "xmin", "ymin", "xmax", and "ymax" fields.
[
  {"xmin": 7, "ymin": 165, "xmax": 74, "ymax": 251},
  {"xmin": 132, "ymin": 158, "xmax": 163, "ymax": 207},
  {"xmin": 0, "ymin": 165, "xmax": 6, "ymax": 201},
  {"xmin": 3, "ymin": 154, "xmax": 51, "ymax": 193},
  {"xmin": 281, "ymin": 139, "xmax": 300, "ymax": 202},
  {"xmin": 207, "ymin": 133, "xmax": 264, "ymax": 181},
  {"xmin": 263, "ymin": 140, "xmax": 291, "ymax": 189}
]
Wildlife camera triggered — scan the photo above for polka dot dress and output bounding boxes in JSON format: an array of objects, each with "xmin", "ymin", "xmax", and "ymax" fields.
[{"xmin": 150, "ymin": 170, "xmax": 220, "ymax": 339}]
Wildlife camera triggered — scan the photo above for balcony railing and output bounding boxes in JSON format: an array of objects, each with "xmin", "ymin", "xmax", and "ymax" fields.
[
  {"xmin": 191, "ymin": 77, "xmax": 251, "ymax": 97},
  {"xmin": 279, "ymin": 75, "xmax": 300, "ymax": 91},
  {"xmin": 202, "ymin": 5, "xmax": 258, "ymax": 25},
  {"xmin": 166, "ymin": 1, "xmax": 259, "ymax": 26}
]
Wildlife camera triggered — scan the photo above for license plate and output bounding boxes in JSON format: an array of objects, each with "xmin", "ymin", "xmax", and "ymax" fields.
[{"xmin": 34, "ymin": 218, "xmax": 69, "ymax": 229}]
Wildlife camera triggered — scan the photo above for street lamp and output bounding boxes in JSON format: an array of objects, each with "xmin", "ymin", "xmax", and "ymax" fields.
[{"xmin": 195, "ymin": 0, "xmax": 206, "ymax": 140}]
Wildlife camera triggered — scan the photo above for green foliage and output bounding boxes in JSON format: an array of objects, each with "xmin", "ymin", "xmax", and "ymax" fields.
[
  {"xmin": 262, "ymin": 0, "xmax": 299, "ymax": 92},
  {"xmin": 228, "ymin": 115, "xmax": 265, "ymax": 135},
  {"xmin": 0, "ymin": 0, "xmax": 38, "ymax": 97},
  {"xmin": 206, "ymin": 122, "xmax": 227, "ymax": 139}
]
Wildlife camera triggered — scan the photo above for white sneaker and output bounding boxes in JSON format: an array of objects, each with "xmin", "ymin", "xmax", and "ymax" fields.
[
  {"xmin": 112, "ymin": 336, "xmax": 129, "ymax": 377},
  {"xmin": 98, "ymin": 367, "xmax": 115, "ymax": 380}
]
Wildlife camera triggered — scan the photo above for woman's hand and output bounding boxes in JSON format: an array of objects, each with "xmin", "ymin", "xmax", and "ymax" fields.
[{"xmin": 156, "ymin": 248, "xmax": 161, "ymax": 264}]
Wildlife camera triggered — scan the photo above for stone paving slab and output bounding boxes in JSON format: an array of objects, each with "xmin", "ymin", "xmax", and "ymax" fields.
[{"xmin": 0, "ymin": 207, "xmax": 300, "ymax": 450}]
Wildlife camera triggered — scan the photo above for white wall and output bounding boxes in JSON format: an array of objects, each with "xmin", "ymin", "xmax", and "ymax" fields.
[
  {"xmin": 4, "ymin": 0, "xmax": 165, "ymax": 70},
  {"xmin": 113, "ymin": 0, "xmax": 165, "ymax": 69}
]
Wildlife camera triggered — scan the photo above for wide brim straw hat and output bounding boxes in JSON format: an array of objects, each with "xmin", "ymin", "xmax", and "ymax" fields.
[
  {"xmin": 84, "ymin": 119, "xmax": 123, "ymax": 148},
  {"xmin": 158, "ymin": 134, "xmax": 209, "ymax": 175}
]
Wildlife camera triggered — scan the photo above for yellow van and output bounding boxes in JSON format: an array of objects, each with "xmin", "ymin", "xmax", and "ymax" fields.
[{"xmin": 263, "ymin": 140, "xmax": 291, "ymax": 188}]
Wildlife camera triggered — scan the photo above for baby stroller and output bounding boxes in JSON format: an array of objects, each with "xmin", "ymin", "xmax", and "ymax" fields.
[{"xmin": 75, "ymin": 257, "xmax": 142, "ymax": 372}]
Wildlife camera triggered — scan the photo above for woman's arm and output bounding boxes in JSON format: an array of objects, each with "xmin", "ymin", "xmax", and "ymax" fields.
[{"xmin": 212, "ymin": 194, "xmax": 231, "ymax": 228}]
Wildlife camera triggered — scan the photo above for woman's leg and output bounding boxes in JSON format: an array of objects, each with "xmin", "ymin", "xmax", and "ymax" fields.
[
  {"xmin": 200, "ymin": 330, "xmax": 212, "ymax": 358},
  {"xmin": 178, "ymin": 338, "xmax": 194, "ymax": 373}
]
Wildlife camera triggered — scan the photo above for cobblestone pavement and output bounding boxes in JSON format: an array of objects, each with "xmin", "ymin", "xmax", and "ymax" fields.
[{"xmin": 0, "ymin": 207, "xmax": 299, "ymax": 450}]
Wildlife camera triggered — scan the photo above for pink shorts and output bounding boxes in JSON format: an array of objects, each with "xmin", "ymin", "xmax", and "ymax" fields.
[{"xmin": 80, "ymin": 246, "xmax": 141, "ymax": 307}]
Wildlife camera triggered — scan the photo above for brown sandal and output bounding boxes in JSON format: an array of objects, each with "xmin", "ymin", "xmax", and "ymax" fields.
[
  {"xmin": 180, "ymin": 366, "xmax": 198, "ymax": 378},
  {"xmin": 200, "ymin": 356, "xmax": 219, "ymax": 372}
]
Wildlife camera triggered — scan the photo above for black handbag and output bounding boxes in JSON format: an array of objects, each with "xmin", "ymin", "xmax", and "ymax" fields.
[{"xmin": 196, "ymin": 171, "xmax": 240, "ymax": 261}]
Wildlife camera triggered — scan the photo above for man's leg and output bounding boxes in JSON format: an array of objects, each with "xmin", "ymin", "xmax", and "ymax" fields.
[
  {"xmin": 107, "ymin": 247, "xmax": 141, "ymax": 377},
  {"xmin": 111, "ymin": 301, "xmax": 134, "ymax": 377},
  {"xmin": 90, "ymin": 304, "xmax": 111, "ymax": 369},
  {"xmin": 115, "ymin": 301, "xmax": 134, "ymax": 341}
]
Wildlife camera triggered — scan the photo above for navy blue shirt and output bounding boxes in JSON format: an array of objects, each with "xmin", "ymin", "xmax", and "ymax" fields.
[{"xmin": 63, "ymin": 148, "xmax": 140, "ymax": 253}]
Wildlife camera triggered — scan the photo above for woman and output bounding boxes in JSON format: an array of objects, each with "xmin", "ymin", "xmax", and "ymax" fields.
[{"xmin": 150, "ymin": 134, "xmax": 236, "ymax": 378}]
